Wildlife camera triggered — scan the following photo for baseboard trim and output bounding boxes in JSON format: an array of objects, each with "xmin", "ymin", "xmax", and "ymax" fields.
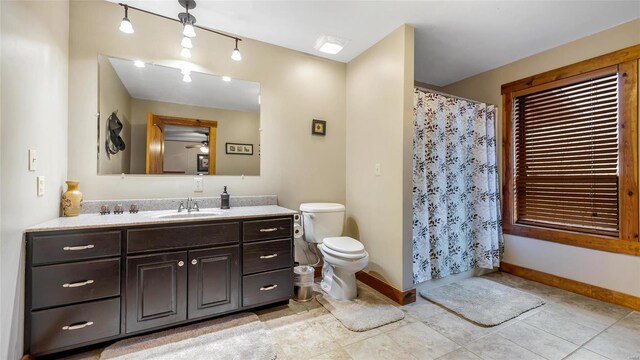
[
  {"xmin": 312, "ymin": 266, "xmax": 416, "ymax": 305},
  {"xmin": 499, "ymin": 262, "xmax": 640, "ymax": 311},
  {"xmin": 356, "ymin": 271, "xmax": 416, "ymax": 305}
]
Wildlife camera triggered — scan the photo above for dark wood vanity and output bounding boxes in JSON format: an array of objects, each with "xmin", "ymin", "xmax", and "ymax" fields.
[{"xmin": 24, "ymin": 215, "xmax": 294, "ymax": 357}]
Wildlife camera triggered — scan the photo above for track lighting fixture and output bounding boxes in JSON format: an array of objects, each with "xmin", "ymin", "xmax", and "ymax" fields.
[
  {"xmin": 119, "ymin": 5, "xmax": 134, "ymax": 34},
  {"xmin": 231, "ymin": 38, "xmax": 242, "ymax": 61},
  {"xmin": 117, "ymin": 1, "xmax": 244, "ymax": 63}
]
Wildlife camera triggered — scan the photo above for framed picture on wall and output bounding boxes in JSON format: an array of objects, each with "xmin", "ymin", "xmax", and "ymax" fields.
[
  {"xmin": 312, "ymin": 119, "xmax": 326, "ymax": 136},
  {"xmin": 197, "ymin": 154, "xmax": 209, "ymax": 172},
  {"xmin": 226, "ymin": 142, "xmax": 253, "ymax": 155}
]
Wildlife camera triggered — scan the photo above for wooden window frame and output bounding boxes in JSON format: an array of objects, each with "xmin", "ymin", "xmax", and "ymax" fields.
[{"xmin": 501, "ymin": 45, "xmax": 640, "ymax": 256}]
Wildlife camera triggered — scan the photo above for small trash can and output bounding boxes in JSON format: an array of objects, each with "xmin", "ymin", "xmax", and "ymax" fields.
[{"xmin": 293, "ymin": 265, "xmax": 315, "ymax": 302}]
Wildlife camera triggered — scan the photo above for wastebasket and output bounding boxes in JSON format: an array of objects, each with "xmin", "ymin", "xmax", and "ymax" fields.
[{"xmin": 293, "ymin": 265, "xmax": 315, "ymax": 302}]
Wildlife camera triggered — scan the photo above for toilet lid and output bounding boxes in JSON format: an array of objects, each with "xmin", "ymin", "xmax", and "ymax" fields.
[
  {"xmin": 299, "ymin": 203, "xmax": 345, "ymax": 213},
  {"xmin": 323, "ymin": 237, "xmax": 365, "ymax": 255}
]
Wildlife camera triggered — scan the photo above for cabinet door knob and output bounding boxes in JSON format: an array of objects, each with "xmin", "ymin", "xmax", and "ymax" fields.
[
  {"xmin": 260, "ymin": 284, "xmax": 278, "ymax": 291},
  {"xmin": 62, "ymin": 321, "xmax": 94, "ymax": 331},
  {"xmin": 260, "ymin": 253, "xmax": 278, "ymax": 259},
  {"xmin": 178, "ymin": 261, "xmax": 184, "ymax": 267},
  {"xmin": 191, "ymin": 259, "xmax": 198, "ymax": 265}
]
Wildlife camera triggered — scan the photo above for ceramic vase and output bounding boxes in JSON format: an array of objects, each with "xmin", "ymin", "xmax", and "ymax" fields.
[{"xmin": 62, "ymin": 180, "xmax": 83, "ymax": 217}]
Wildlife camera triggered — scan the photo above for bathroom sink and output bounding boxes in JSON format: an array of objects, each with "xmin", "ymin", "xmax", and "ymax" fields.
[{"xmin": 154, "ymin": 211, "xmax": 226, "ymax": 219}]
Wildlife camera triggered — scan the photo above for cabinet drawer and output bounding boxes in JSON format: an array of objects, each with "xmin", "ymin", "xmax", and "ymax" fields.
[
  {"xmin": 243, "ymin": 218, "xmax": 292, "ymax": 242},
  {"xmin": 31, "ymin": 231, "xmax": 121, "ymax": 265},
  {"xmin": 127, "ymin": 222, "xmax": 240, "ymax": 253},
  {"xmin": 31, "ymin": 258, "xmax": 120, "ymax": 310},
  {"xmin": 242, "ymin": 268, "xmax": 293, "ymax": 307},
  {"xmin": 243, "ymin": 239, "xmax": 292, "ymax": 275},
  {"xmin": 30, "ymin": 297, "xmax": 120, "ymax": 355}
]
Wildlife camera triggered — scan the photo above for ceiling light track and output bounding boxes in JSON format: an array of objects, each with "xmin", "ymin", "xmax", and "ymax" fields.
[{"xmin": 118, "ymin": 2, "xmax": 243, "ymax": 61}]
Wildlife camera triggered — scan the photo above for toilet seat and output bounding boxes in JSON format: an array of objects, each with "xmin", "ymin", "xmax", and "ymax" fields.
[{"xmin": 321, "ymin": 237, "xmax": 366, "ymax": 259}]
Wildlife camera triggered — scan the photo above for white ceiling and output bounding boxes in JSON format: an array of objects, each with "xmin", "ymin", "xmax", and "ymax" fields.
[
  {"xmin": 113, "ymin": 1, "xmax": 639, "ymax": 86},
  {"xmin": 107, "ymin": 56, "xmax": 260, "ymax": 112}
]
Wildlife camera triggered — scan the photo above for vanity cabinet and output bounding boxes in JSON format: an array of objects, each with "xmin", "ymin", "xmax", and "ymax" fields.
[
  {"xmin": 25, "ymin": 214, "xmax": 294, "ymax": 358},
  {"xmin": 188, "ymin": 246, "xmax": 240, "ymax": 319},
  {"xmin": 125, "ymin": 251, "xmax": 188, "ymax": 333}
]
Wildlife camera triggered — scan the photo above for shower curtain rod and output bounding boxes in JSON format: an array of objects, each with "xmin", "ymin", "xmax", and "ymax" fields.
[{"xmin": 414, "ymin": 86, "xmax": 485, "ymax": 105}]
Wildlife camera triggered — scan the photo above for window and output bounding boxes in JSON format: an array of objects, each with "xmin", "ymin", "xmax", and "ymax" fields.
[{"xmin": 501, "ymin": 45, "xmax": 639, "ymax": 255}]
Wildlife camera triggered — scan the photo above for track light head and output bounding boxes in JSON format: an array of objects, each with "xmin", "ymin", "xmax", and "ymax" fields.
[
  {"xmin": 119, "ymin": 5, "xmax": 134, "ymax": 34},
  {"xmin": 178, "ymin": 12, "xmax": 197, "ymax": 38},
  {"xmin": 231, "ymin": 38, "xmax": 242, "ymax": 61},
  {"xmin": 181, "ymin": 36, "xmax": 193, "ymax": 49}
]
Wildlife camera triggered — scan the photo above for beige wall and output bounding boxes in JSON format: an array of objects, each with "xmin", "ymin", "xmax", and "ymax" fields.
[
  {"xmin": 163, "ymin": 141, "xmax": 207, "ymax": 175},
  {"xmin": 0, "ymin": 1, "xmax": 70, "ymax": 359},
  {"xmin": 345, "ymin": 25, "xmax": 415, "ymax": 291},
  {"xmin": 128, "ymin": 99, "xmax": 260, "ymax": 176},
  {"xmin": 69, "ymin": 0, "xmax": 346, "ymax": 210},
  {"xmin": 443, "ymin": 19, "xmax": 640, "ymax": 297},
  {"xmin": 98, "ymin": 55, "xmax": 131, "ymax": 174}
]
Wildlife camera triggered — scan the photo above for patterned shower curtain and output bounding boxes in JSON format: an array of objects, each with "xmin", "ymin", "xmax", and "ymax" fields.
[{"xmin": 412, "ymin": 88, "xmax": 503, "ymax": 284}]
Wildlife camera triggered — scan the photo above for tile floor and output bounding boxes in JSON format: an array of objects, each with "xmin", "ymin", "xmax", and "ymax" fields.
[
  {"xmin": 63, "ymin": 271, "xmax": 640, "ymax": 360},
  {"xmin": 258, "ymin": 272, "xmax": 639, "ymax": 360}
]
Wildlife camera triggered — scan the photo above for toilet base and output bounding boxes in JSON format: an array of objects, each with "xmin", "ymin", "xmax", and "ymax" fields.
[{"xmin": 321, "ymin": 264, "xmax": 358, "ymax": 300}]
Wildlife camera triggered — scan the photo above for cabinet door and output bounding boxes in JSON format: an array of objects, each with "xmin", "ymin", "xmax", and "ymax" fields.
[
  {"xmin": 126, "ymin": 251, "xmax": 187, "ymax": 333},
  {"xmin": 188, "ymin": 246, "xmax": 239, "ymax": 319}
]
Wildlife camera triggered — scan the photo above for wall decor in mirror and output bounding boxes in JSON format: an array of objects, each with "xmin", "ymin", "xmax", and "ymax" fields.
[{"xmin": 97, "ymin": 55, "xmax": 260, "ymax": 176}]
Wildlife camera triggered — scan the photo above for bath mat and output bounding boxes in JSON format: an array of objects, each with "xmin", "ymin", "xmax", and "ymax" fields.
[
  {"xmin": 420, "ymin": 277, "xmax": 544, "ymax": 326},
  {"xmin": 317, "ymin": 282, "xmax": 405, "ymax": 331},
  {"xmin": 100, "ymin": 313, "xmax": 276, "ymax": 360}
]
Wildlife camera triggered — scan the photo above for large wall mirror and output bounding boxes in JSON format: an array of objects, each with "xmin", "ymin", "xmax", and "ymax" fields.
[{"xmin": 97, "ymin": 55, "xmax": 260, "ymax": 176}]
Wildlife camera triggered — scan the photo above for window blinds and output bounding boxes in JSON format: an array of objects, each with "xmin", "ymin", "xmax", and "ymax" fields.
[{"xmin": 514, "ymin": 72, "xmax": 619, "ymax": 235}]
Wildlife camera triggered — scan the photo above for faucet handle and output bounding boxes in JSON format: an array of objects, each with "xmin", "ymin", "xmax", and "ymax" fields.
[
  {"xmin": 177, "ymin": 201, "xmax": 185, "ymax": 212},
  {"xmin": 193, "ymin": 201, "xmax": 200, "ymax": 212}
]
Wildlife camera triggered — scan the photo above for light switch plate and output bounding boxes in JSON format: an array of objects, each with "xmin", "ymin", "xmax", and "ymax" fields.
[
  {"xmin": 37, "ymin": 176, "xmax": 45, "ymax": 196},
  {"xmin": 193, "ymin": 177, "xmax": 204, "ymax": 192},
  {"xmin": 29, "ymin": 149, "xmax": 37, "ymax": 171}
]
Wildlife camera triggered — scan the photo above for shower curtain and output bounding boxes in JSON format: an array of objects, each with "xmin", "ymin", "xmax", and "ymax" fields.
[{"xmin": 412, "ymin": 88, "xmax": 503, "ymax": 284}]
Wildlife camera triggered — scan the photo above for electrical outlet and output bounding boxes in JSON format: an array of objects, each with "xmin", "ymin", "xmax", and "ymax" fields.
[
  {"xmin": 37, "ymin": 176, "xmax": 45, "ymax": 196},
  {"xmin": 193, "ymin": 177, "xmax": 204, "ymax": 192},
  {"xmin": 29, "ymin": 149, "xmax": 37, "ymax": 171},
  {"xmin": 375, "ymin": 163, "xmax": 381, "ymax": 176}
]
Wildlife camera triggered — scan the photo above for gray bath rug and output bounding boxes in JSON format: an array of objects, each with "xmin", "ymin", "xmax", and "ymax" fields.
[
  {"xmin": 100, "ymin": 313, "xmax": 276, "ymax": 360},
  {"xmin": 317, "ymin": 282, "xmax": 405, "ymax": 331},
  {"xmin": 420, "ymin": 277, "xmax": 545, "ymax": 326}
]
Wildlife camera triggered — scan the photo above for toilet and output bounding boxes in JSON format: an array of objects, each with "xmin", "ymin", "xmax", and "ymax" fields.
[{"xmin": 299, "ymin": 203, "xmax": 369, "ymax": 300}]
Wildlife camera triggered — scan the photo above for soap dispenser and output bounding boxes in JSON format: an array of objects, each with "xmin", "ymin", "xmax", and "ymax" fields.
[{"xmin": 220, "ymin": 186, "xmax": 230, "ymax": 209}]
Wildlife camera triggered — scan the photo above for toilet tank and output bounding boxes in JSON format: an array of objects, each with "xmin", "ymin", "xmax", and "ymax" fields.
[{"xmin": 299, "ymin": 203, "xmax": 345, "ymax": 244}]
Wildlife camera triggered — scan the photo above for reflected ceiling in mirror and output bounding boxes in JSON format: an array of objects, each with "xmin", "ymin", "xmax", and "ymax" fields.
[{"xmin": 97, "ymin": 55, "xmax": 260, "ymax": 176}]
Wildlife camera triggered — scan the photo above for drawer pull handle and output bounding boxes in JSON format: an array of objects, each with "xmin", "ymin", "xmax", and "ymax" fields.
[
  {"xmin": 259, "ymin": 228, "xmax": 279, "ymax": 233},
  {"xmin": 260, "ymin": 284, "xmax": 278, "ymax": 291},
  {"xmin": 63, "ymin": 280, "xmax": 94, "ymax": 288},
  {"xmin": 260, "ymin": 254, "xmax": 278, "ymax": 259},
  {"xmin": 63, "ymin": 244, "xmax": 94, "ymax": 251},
  {"xmin": 62, "ymin": 321, "xmax": 94, "ymax": 331}
]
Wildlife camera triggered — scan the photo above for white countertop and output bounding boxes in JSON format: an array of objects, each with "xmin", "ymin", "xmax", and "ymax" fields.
[{"xmin": 26, "ymin": 205, "xmax": 298, "ymax": 232}]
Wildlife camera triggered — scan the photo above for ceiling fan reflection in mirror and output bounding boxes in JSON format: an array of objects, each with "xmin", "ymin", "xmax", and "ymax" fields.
[{"xmin": 186, "ymin": 141, "xmax": 209, "ymax": 153}]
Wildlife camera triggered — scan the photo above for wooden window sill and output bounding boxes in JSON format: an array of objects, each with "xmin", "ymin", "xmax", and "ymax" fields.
[{"xmin": 503, "ymin": 224, "xmax": 640, "ymax": 256}]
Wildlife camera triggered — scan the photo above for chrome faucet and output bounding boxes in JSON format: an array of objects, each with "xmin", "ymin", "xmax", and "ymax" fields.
[
  {"xmin": 186, "ymin": 197, "xmax": 200, "ymax": 213},
  {"xmin": 177, "ymin": 198, "xmax": 200, "ymax": 213}
]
